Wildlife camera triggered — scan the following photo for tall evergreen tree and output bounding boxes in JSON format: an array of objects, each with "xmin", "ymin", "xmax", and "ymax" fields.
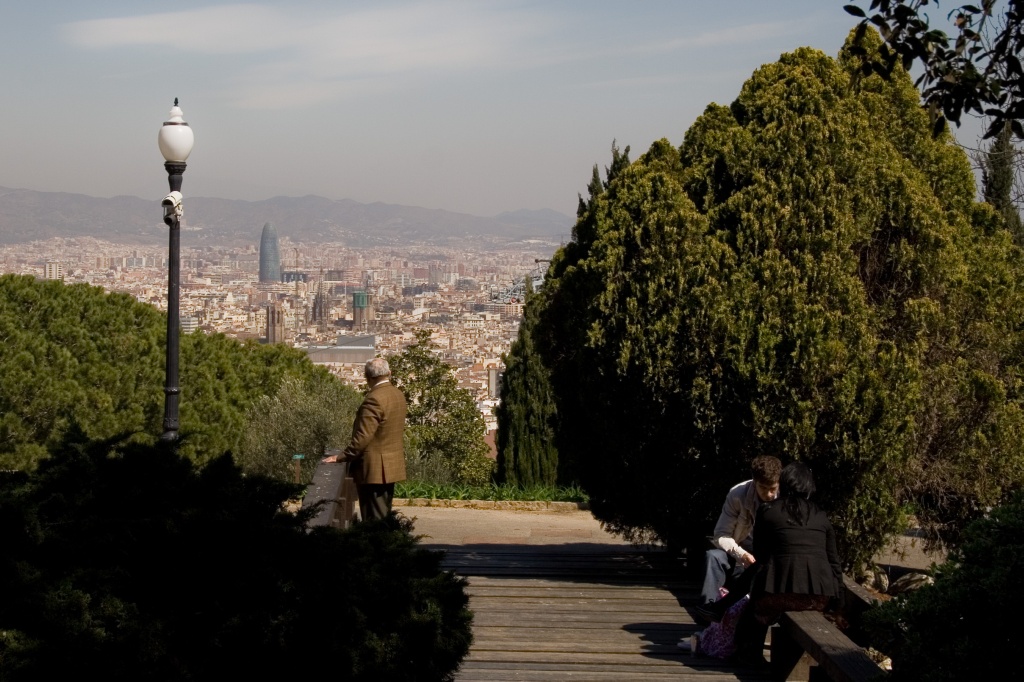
[
  {"xmin": 495, "ymin": 279, "xmax": 560, "ymax": 487},
  {"xmin": 983, "ymin": 121, "xmax": 1024, "ymax": 244},
  {"xmin": 534, "ymin": 34, "xmax": 1024, "ymax": 569}
]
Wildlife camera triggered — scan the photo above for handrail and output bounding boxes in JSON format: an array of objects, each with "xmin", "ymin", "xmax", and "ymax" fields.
[{"xmin": 302, "ymin": 459, "xmax": 359, "ymax": 529}]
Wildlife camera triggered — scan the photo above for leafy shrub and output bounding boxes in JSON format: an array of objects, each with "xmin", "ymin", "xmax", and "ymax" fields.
[
  {"xmin": 0, "ymin": 436, "xmax": 473, "ymax": 681},
  {"xmin": 389, "ymin": 331, "xmax": 493, "ymax": 486},
  {"xmin": 236, "ymin": 373, "xmax": 363, "ymax": 484},
  {"xmin": 403, "ymin": 425, "xmax": 495, "ymax": 487},
  {"xmin": 863, "ymin": 493, "xmax": 1024, "ymax": 681}
]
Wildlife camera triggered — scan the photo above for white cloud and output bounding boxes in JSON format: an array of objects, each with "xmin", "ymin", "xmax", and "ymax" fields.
[
  {"xmin": 61, "ymin": 4, "xmax": 296, "ymax": 53},
  {"xmin": 63, "ymin": 2, "xmax": 540, "ymax": 68},
  {"xmin": 60, "ymin": 3, "xmax": 813, "ymax": 110},
  {"xmin": 62, "ymin": 2, "xmax": 546, "ymax": 108}
]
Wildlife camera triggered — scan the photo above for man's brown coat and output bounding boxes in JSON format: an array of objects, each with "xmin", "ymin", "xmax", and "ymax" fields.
[{"xmin": 343, "ymin": 380, "xmax": 407, "ymax": 484}]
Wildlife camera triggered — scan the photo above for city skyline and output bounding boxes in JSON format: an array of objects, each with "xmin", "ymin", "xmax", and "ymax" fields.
[{"xmin": 1, "ymin": 2, "xmax": 862, "ymax": 219}]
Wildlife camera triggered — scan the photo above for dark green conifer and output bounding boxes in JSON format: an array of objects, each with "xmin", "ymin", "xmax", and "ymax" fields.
[
  {"xmin": 495, "ymin": 278, "xmax": 560, "ymax": 487},
  {"xmin": 534, "ymin": 35, "xmax": 1024, "ymax": 569},
  {"xmin": 983, "ymin": 121, "xmax": 1023, "ymax": 244}
]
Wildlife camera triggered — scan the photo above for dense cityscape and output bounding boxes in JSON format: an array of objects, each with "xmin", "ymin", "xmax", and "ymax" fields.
[{"xmin": 0, "ymin": 224, "xmax": 559, "ymax": 445}]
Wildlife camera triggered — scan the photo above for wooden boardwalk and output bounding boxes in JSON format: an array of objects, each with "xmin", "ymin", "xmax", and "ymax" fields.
[{"xmin": 414, "ymin": 515, "xmax": 773, "ymax": 681}]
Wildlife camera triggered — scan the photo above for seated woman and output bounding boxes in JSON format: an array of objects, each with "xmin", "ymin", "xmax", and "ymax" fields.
[{"xmin": 733, "ymin": 461, "xmax": 843, "ymax": 664}]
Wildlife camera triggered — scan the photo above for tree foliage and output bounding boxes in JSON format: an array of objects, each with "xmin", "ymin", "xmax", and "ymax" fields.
[
  {"xmin": 534, "ymin": 38, "xmax": 1024, "ymax": 569},
  {"xmin": 844, "ymin": 0, "xmax": 1023, "ymax": 139},
  {"xmin": 235, "ymin": 373, "xmax": 363, "ymax": 484},
  {"xmin": 864, "ymin": 492, "xmax": 1024, "ymax": 680},
  {"xmin": 495, "ymin": 279, "xmax": 561, "ymax": 487},
  {"xmin": 0, "ymin": 276, "xmax": 163, "ymax": 469},
  {"xmin": 983, "ymin": 120, "xmax": 1024, "ymax": 242},
  {"xmin": 0, "ymin": 437, "xmax": 472, "ymax": 681},
  {"xmin": 0, "ymin": 275, "xmax": 338, "ymax": 470},
  {"xmin": 388, "ymin": 330, "xmax": 493, "ymax": 485}
]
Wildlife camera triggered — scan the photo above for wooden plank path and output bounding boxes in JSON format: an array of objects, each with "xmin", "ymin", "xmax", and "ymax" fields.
[{"xmin": 405, "ymin": 506, "xmax": 772, "ymax": 681}]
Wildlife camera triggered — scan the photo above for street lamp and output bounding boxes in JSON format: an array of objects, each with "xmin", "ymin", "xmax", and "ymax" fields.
[{"xmin": 157, "ymin": 98, "xmax": 194, "ymax": 441}]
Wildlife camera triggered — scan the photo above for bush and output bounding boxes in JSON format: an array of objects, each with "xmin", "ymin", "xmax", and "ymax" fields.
[
  {"xmin": 235, "ymin": 373, "xmax": 363, "ymax": 484},
  {"xmin": 863, "ymin": 493, "xmax": 1024, "ymax": 681},
  {"xmin": 0, "ymin": 436, "xmax": 473, "ymax": 681},
  {"xmin": 403, "ymin": 425, "xmax": 495, "ymax": 487}
]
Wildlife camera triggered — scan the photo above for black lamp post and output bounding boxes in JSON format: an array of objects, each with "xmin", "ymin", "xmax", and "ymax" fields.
[{"xmin": 157, "ymin": 98, "xmax": 194, "ymax": 442}]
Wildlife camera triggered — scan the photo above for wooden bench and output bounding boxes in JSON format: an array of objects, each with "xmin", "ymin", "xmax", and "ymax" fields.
[
  {"xmin": 771, "ymin": 610, "xmax": 886, "ymax": 682},
  {"xmin": 302, "ymin": 459, "xmax": 359, "ymax": 529}
]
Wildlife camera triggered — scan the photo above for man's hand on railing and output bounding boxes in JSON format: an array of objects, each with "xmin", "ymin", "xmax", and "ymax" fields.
[{"xmin": 322, "ymin": 448, "xmax": 347, "ymax": 464}]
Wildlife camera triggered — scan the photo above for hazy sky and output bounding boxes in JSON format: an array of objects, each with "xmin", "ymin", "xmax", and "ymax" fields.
[{"xmin": 1, "ymin": 2, "xmax": 864, "ymax": 217}]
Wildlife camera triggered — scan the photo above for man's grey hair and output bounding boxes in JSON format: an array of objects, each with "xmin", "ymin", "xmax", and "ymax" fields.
[{"xmin": 365, "ymin": 357, "xmax": 391, "ymax": 379}]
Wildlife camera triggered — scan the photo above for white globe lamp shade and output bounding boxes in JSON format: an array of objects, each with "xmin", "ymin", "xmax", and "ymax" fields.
[{"xmin": 158, "ymin": 101, "xmax": 194, "ymax": 163}]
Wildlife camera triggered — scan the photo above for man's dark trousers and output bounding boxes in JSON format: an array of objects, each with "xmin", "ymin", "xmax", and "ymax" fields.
[{"xmin": 359, "ymin": 483, "xmax": 394, "ymax": 521}]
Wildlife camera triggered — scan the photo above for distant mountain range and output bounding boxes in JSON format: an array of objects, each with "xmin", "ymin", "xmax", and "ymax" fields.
[{"xmin": 0, "ymin": 186, "xmax": 574, "ymax": 247}]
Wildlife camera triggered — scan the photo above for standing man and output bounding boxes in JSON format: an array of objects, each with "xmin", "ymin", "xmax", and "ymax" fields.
[
  {"xmin": 323, "ymin": 357, "xmax": 407, "ymax": 521},
  {"xmin": 695, "ymin": 455, "xmax": 782, "ymax": 622}
]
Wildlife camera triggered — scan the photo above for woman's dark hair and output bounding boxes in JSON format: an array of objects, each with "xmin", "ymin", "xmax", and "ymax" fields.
[{"xmin": 779, "ymin": 461, "xmax": 816, "ymax": 525}]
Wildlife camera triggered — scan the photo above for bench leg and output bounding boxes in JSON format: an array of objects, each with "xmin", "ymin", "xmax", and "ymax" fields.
[{"xmin": 771, "ymin": 626, "xmax": 818, "ymax": 681}]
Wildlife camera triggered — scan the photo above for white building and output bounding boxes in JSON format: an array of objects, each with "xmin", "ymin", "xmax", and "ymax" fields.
[{"xmin": 44, "ymin": 261, "xmax": 64, "ymax": 281}]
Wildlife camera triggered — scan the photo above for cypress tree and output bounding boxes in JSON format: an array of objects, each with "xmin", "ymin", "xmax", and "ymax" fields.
[
  {"xmin": 495, "ymin": 279, "xmax": 560, "ymax": 487},
  {"xmin": 983, "ymin": 121, "xmax": 1023, "ymax": 244},
  {"xmin": 534, "ymin": 33, "xmax": 1024, "ymax": 569}
]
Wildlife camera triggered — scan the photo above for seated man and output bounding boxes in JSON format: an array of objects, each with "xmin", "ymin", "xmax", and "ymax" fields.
[{"xmin": 696, "ymin": 455, "xmax": 781, "ymax": 622}]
